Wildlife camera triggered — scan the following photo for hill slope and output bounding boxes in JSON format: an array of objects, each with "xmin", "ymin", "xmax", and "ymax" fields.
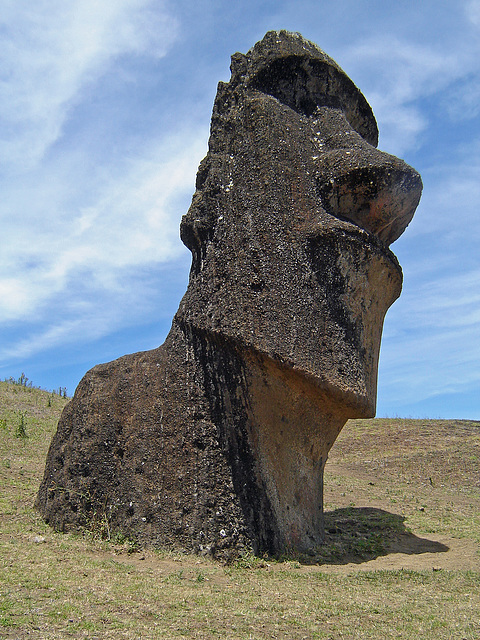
[{"xmin": 1, "ymin": 380, "xmax": 479, "ymax": 639}]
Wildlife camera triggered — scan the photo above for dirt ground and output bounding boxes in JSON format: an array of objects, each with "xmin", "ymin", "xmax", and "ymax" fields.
[
  {"xmin": 92, "ymin": 418, "xmax": 479, "ymax": 577},
  {"xmin": 318, "ymin": 418, "xmax": 480, "ymax": 573}
]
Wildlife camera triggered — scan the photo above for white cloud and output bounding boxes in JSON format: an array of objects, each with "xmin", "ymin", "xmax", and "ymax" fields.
[
  {"xmin": 0, "ymin": 319, "xmax": 94, "ymax": 361},
  {"xmin": 377, "ymin": 122, "xmax": 480, "ymax": 412},
  {"xmin": 0, "ymin": 0, "xmax": 217, "ymax": 369},
  {"xmin": 0, "ymin": 0, "xmax": 206, "ymax": 359},
  {"xmin": 0, "ymin": 128, "xmax": 207, "ymax": 328},
  {"xmin": 342, "ymin": 33, "xmax": 479, "ymax": 155},
  {"xmin": 379, "ymin": 258, "xmax": 480, "ymax": 407},
  {"xmin": 466, "ymin": 0, "xmax": 480, "ymax": 26},
  {"xmin": 404, "ymin": 141, "xmax": 480, "ymax": 243},
  {"xmin": 0, "ymin": 279, "xmax": 33, "ymax": 319},
  {"xmin": 397, "ymin": 269, "xmax": 480, "ymax": 329},
  {"xmin": 444, "ymin": 71, "xmax": 480, "ymax": 121},
  {"xmin": 0, "ymin": 0, "xmax": 179, "ymax": 170},
  {"xmin": 379, "ymin": 321, "xmax": 480, "ymax": 404},
  {"xmin": 0, "ymin": 247, "xmax": 191, "ymax": 362}
]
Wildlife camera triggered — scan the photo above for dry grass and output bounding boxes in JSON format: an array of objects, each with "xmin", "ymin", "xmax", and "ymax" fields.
[
  {"xmin": 324, "ymin": 418, "xmax": 480, "ymax": 550},
  {"xmin": 1, "ymin": 380, "xmax": 479, "ymax": 639}
]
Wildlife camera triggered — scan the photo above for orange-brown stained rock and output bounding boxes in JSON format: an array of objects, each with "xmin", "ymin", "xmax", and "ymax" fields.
[{"xmin": 36, "ymin": 31, "xmax": 422, "ymax": 559}]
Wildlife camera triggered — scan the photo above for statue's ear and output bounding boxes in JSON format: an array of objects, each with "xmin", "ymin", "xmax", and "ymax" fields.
[{"xmin": 180, "ymin": 157, "xmax": 219, "ymax": 274}]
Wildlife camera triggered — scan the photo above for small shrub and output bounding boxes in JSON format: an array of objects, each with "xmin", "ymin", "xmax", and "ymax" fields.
[
  {"xmin": 111, "ymin": 532, "xmax": 139, "ymax": 554},
  {"xmin": 15, "ymin": 412, "xmax": 27, "ymax": 439},
  {"xmin": 18, "ymin": 372, "xmax": 28, "ymax": 387},
  {"xmin": 232, "ymin": 550, "xmax": 268, "ymax": 569}
]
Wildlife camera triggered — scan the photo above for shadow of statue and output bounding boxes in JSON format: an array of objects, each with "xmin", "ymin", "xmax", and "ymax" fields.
[{"xmin": 304, "ymin": 507, "xmax": 450, "ymax": 565}]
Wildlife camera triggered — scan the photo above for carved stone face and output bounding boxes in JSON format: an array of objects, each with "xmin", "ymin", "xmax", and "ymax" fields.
[
  {"xmin": 179, "ymin": 31, "xmax": 422, "ymax": 417},
  {"xmin": 35, "ymin": 32, "xmax": 423, "ymax": 559}
]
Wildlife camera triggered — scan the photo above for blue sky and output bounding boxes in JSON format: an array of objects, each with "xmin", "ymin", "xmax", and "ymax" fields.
[{"xmin": 1, "ymin": 0, "xmax": 479, "ymax": 419}]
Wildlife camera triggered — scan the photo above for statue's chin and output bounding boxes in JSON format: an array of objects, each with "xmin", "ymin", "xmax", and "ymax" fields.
[
  {"xmin": 194, "ymin": 334, "xmax": 377, "ymax": 422},
  {"xmin": 260, "ymin": 350, "xmax": 378, "ymax": 419}
]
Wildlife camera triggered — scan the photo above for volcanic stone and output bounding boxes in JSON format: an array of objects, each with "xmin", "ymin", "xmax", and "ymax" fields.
[{"xmin": 36, "ymin": 31, "xmax": 422, "ymax": 559}]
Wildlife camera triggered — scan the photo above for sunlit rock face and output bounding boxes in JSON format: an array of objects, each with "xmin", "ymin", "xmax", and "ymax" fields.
[{"xmin": 36, "ymin": 31, "xmax": 422, "ymax": 559}]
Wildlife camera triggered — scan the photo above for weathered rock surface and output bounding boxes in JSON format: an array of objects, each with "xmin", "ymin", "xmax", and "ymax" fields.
[{"xmin": 36, "ymin": 31, "xmax": 422, "ymax": 559}]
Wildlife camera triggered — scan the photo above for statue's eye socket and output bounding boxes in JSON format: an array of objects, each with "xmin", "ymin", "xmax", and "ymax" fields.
[
  {"xmin": 249, "ymin": 57, "xmax": 335, "ymax": 117},
  {"xmin": 248, "ymin": 56, "xmax": 378, "ymax": 147}
]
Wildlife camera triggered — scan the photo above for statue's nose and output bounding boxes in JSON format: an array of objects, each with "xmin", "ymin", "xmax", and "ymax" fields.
[
  {"xmin": 317, "ymin": 148, "xmax": 422, "ymax": 245},
  {"xmin": 312, "ymin": 109, "xmax": 422, "ymax": 245}
]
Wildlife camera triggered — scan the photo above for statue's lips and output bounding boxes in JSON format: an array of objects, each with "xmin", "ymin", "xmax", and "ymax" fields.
[{"xmin": 316, "ymin": 153, "xmax": 423, "ymax": 246}]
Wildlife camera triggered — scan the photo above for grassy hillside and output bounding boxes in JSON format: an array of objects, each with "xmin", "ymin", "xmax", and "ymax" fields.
[{"xmin": 1, "ymin": 379, "xmax": 479, "ymax": 639}]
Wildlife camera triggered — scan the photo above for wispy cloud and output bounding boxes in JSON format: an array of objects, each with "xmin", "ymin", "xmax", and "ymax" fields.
[
  {"xmin": 0, "ymin": 0, "xmax": 209, "ymax": 363},
  {"xmin": 346, "ymin": 39, "xmax": 457, "ymax": 154},
  {"xmin": 379, "ymin": 171, "xmax": 480, "ymax": 411},
  {"xmin": 379, "ymin": 319, "xmax": 480, "ymax": 408},
  {"xmin": 334, "ymin": 8, "xmax": 480, "ymax": 416},
  {"xmin": 466, "ymin": 0, "xmax": 480, "ymax": 26},
  {"xmin": 0, "ymin": 127, "xmax": 207, "ymax": 326},
  {"xmin": 0, "ymin": 0, "xmax": 179, "ymax": 170},
  {"xmin": 0, "ymin": 261, "xmax": 187, "ymax": 362},
  {"xmin": 341, "ymin": 22, "xmax": 480, "ymax": 155}
]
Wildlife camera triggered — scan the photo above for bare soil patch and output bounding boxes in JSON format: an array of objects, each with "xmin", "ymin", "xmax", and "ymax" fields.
[{"xmin": 322, "ymin": 418, "xmax": 480, "ymax": 572}]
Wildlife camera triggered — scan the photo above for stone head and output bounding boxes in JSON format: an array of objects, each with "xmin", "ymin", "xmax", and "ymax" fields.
[{"xmin": 179, "ymin": 31, "xmax": 422, "ymax": 417}]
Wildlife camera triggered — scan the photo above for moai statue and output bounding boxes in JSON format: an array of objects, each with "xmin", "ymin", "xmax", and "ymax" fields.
[{"xmin": 37, "ymin": 31, "xmax": 422, "ymax": 559}]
